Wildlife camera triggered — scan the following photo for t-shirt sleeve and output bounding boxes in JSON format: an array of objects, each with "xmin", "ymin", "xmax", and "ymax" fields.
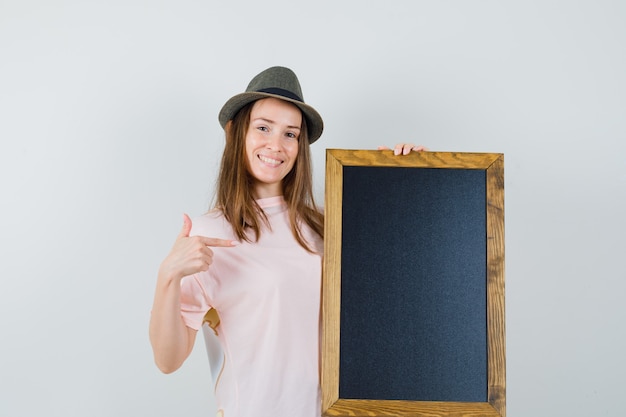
[{"xmin": 180, "ymin": 274, "xmax": 212, "ymax": 331}]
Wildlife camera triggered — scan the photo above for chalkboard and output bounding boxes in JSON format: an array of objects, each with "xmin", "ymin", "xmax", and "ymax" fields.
[{"xmin": 321, "ymin": 150, "xmax": 505, "ymax": 417}]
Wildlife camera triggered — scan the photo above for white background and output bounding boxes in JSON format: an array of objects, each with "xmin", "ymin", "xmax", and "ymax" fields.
[{"xmin": 1, "ymin": 1, "xmax": 624, "ymax": 416}]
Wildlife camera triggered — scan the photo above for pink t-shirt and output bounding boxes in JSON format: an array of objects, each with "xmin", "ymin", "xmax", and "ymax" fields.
[{"xmin": 180, "ymin": 196, "xmax": 323, "ymax": 417}]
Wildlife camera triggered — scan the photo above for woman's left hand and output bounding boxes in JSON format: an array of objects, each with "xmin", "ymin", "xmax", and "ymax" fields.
[{"xmin": 377, "ymin": 143, "xmax": 429, "ymax": 155}]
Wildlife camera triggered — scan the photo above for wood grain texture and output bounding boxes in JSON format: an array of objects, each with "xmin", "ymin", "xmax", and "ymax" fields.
[
  {"xmin": 324, "ymin": 399, "xmax": 501, "ymax": 417},
  {"xmin": 322, "ymin": 150, "xmax": 505, "ymax": 417},
  {"xmin": 486, "ymin": 155, "xmax": 506, "ymax": 416},
  {"xmin": 321, "ymin": 150, "xmax": 344, "ymax": 411},
  {"xmin": 324, "ymin": 149, "xmax": 501, "ymax": 169}
]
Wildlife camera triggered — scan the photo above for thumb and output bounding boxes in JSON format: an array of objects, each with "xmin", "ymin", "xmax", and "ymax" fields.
[{"xmin": 178, "ymin": 213, "xmax": 192, "ymax": 239}]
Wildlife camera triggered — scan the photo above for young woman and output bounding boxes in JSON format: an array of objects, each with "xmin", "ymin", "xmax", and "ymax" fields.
[{"xmin": 149, "ymin": 66, "xmax": 426, "ymax": 417}]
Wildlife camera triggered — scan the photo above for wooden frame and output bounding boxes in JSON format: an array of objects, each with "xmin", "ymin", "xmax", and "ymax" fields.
[{"xmin": 322, "ymin": 150, "xmax": 505, "ymax": 417}]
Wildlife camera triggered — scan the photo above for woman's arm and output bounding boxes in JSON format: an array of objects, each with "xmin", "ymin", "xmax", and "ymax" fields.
[
  {"xmin": 149, "ymin": 269, "xmax": 197, "ymax": 374},
  {"xmin": 149, "ymin": 214, "xmax": 237, "ymax": 373}
]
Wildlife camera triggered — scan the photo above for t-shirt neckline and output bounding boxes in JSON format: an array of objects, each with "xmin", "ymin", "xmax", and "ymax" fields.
[{"xmin": 256, "ymin": 196, "xmax": 286, "ymax": 212}]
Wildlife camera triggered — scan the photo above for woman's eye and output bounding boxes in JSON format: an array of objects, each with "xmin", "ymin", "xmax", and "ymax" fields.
[
  {"xmin": 286, "ymin": 132, "xmax": 298, "ymax": 139},
  {"xmin": 257, "ymin": 126, "xmax": 269, "ymax": 132}
]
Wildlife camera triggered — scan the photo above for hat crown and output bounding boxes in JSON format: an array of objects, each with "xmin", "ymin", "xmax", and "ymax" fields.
[
  {"xmin": 218, "ymin": 66, "xmax": 323, "ymax": 143},
  {"xmin": 246, "ymin": 66, "xmax": 304, "ymax": 102}
]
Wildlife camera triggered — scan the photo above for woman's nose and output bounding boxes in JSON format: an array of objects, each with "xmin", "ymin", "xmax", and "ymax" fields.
[{"xmin": 265, "ymin": 132, "xmax": 282, "ymax": 150}]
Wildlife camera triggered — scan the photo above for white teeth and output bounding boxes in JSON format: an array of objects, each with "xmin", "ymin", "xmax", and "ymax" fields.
[{"xmin": 258, "ymin": 155, "xmax": 282, "ymax": 166}]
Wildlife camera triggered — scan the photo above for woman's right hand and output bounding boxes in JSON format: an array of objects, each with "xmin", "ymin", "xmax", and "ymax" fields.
[
  {"xmin": 150, "ymin": 214, "xmax": 238, "ymax": 373},
  {"xmin": 159, "ymin": 214, "xmax": 239, "ymax": 282}
]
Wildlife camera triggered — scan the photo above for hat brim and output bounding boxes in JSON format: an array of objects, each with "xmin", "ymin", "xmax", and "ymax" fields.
[{"xmin": 218, "ymin": 92, "xmax": 324, "ymax": 144}]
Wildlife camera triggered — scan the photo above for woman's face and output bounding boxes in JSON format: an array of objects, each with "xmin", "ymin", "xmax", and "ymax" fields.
[{"xmin": 245, "ymin": 97, "xmax": 302, "ymax": 198}]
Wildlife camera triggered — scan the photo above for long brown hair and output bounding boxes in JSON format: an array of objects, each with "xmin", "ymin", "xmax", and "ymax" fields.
[{"xmin": 214, "ymin": 100, "xmax": 324, "ymax": 253}]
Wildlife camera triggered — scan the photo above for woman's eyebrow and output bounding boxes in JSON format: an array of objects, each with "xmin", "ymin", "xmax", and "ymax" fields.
[
  {"xmin": 253, "ymin": 117, "xmax": 301, "ymax": 130},
  {"xmin": 252, "ymin": 117, "xmax": 275, "ymax": 125}
]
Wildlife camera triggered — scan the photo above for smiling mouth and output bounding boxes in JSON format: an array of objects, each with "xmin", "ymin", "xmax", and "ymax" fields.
[{"xmin": 258, "ymin": 155, "xmax": 283, "ymax": 166}]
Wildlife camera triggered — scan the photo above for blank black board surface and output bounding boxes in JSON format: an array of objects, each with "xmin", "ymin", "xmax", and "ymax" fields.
[
  {"xmin": 321, "ymin": 149, "xmax": 505, "ymax": 417},
  {"xmin": 339, "ymin": 166, "xmax": 487, "ymax": 402}
]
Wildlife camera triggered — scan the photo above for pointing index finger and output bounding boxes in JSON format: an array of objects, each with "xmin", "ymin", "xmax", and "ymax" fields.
[{"xmin": 200, "ymin": 237, "xmax": 240, "ymax": 247}]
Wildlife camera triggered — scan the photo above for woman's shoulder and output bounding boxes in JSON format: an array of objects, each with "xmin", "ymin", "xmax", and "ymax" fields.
[{"xmin": 189, "ymin": 208, "xmax": 229, "ymax": 236}]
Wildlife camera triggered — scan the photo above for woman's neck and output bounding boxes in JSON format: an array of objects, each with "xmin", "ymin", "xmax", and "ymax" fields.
[{"xmin": 252, "ymin": 182, "xmax": 283, "ymax": 199}]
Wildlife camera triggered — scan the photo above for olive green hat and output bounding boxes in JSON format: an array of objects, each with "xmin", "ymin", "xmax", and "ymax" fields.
[{"xmin": 218, "ymin": 66, "xmax": 324, "ymax": 144}]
